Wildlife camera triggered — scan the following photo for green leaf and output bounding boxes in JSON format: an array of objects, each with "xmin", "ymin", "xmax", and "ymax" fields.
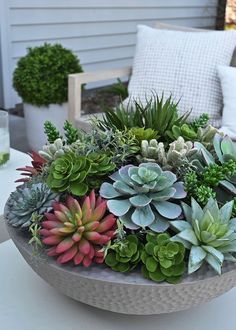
[
  {"xmin": 146, "ymin": 257, "xmax": 158, "ymax": 272},
  {"xmin": 70, "ymin": 182, "xmax": 88, "ymax": 196},
  {"xmin": 105, "ymin": 253, "xmax": 118, "ymax": 267},
  {"xmin": 178, "ymin": 229, "xmax": 199, "ymax": 246},
  {"xmin": 188, "ymin": 246, "xmax": 206, "ymax": 274},
  {"xmin": 131, "ymin": 204, "xmax": 155, "ymax": 227},
  {"xmin": 153, "ymin": 201, "xmax": 182, "ymax": 219},
  {"xmin": 205, "ymin": 254, "xmax": 222, "ymax": 275},
  {"xmin": 202, "ymin": 246, "xmax": 223, "ymax": 264},
  {"xmin": 107, "ymin": 199, "xmax": 131, "ymax": 217},
  {"xmin": 129, "ymin": 195, "xmax": 152, "ymax": 207}
]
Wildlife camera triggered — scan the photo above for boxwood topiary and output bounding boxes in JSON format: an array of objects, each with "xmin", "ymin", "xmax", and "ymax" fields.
[{"xmin": 13, "ymin": 43, "xmax": 83, "ymax": 106}]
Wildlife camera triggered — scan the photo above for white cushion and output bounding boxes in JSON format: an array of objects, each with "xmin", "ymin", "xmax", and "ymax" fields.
[
  {"xmin": 128, "ymin": 25, "xmax": 236, "ymax": 127},
  {"xmin": 218, "ymin": 65, "xmax": 236, "ymax": 140}
]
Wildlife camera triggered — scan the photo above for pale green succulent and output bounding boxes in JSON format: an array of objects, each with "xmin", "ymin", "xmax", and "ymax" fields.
[
  {"xmin": 137, "ymin": 139, "xmax": 166, "ymax": 165},
  {"xmin": 39, "ymin": 138, "xmax": 65, "ymax": 161},
  {"xmin": 100, "ymin": 163, "xmax": 186, "ymax": 232},
  {"xmin": 197, "ymin": 125, "xmax": 221, "ymax": 151},
  {"xmin": 4, "ymin": 181, "xmax": 59, "ymax": 228},
  {"xmin": 171, "ymin": 198, "xmax": 236, "ymax": 275},
  {"xmin": 138, "ymin": 137, "xmax": 196, "ymax": 171}
]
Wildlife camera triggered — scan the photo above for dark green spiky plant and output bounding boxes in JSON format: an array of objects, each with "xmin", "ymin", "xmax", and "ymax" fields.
[
  {"xmin": 63, "ymin": 120, "xmax": 79, "ymax": 144},
  {"xmin": 97, "ymin": 94, "xmax": 189, "ymax": 142},
  {"xmin": 104, "ymin": 78, "xmax": 128, "ymax": 101},
  {"xmin": 44, "ymin": 121, "xmax": 61, "ymax": 144}
]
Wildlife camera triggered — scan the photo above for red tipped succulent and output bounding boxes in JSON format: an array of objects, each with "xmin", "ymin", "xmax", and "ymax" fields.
[
  {"xmin": 16, "ymin": 151, "xmax": 47, "ymax": 183},
  {"xmin": 40, "ymin": 190, "xmax": 117, "ymax": 267}
]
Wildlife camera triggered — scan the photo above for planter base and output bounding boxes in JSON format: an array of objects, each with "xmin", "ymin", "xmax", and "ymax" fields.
[{"xmin": 6, "ymin": 222, "xmax": 236, "ymax": 315}]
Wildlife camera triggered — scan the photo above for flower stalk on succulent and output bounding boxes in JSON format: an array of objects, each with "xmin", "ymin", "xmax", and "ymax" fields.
[
  {"xmin": 40, "ymin": 190, "xmax": 117, "ymax": 266},
  {"xmin": 100, "ymin": 163, "xmax": 186, "ymax": 232},
  {"xmin": 171, "ymin": 198, "xmax": 236, "ymax": 275}
]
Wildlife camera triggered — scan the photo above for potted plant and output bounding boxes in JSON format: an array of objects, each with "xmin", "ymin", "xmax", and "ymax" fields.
[
  {"xmin": 13, "ymin": 43, "xmax": 83, "ymax": 151},
  {"xmin": 4, "ymin": 95, "xmax": 236, "ymax": 315}
]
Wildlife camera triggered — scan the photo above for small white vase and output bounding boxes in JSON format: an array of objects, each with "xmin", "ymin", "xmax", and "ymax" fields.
[{"xmin": 24, "ymin": 103, "xmax": 68, "ymax": 151}]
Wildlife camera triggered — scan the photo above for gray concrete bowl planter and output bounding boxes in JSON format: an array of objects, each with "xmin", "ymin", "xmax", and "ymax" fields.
[{"xmin": 6, "ymin": 221, "xmax": 236, "ymax": 315}]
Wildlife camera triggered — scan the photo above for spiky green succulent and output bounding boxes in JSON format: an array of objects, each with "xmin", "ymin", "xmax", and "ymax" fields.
[
  {"xmin": 100, "ymin": 163, "xmax": 186, "ymax": 232},
  {"xmin": 63, "ymin": 120, "xmax": 79, "ymax": 145},
  {"xmin": 44, "ymin": 121, "xmax": 61, "ymax": 144},
  {"xmin": 96, "ymin": 94, "xmax": 189, "ymax": 143},
  {"xmin": 47, "ymin": 152, "xmax": 91, "ymax": 196},
  {"xmin": 171, "ymin": 198, "xmax": 236, "ymax": 275},
  {"xmin": 39, "ymin": 138, "xmax": 65, "ymax": 161},
  {"xmin": 141, "ymin": 232, "xmax": 186, "ymax": 284},
  {"xmin": 4, "ymin": 181, "xmax": 59, "ymax": 228},
  {"xmin": 105, "ymin": 235, "xmax": 143, "ymax": 272}
]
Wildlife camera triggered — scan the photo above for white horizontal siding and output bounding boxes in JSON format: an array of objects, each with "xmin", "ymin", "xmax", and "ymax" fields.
[{"xmin": 0, "ymin": 0, "xmax": 219, "ymax": 108}]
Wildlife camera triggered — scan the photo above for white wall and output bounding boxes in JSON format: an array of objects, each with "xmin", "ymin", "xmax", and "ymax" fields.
[{"xmin": 0, "ymin": 0, "xmax": 219, "ymax": 108}]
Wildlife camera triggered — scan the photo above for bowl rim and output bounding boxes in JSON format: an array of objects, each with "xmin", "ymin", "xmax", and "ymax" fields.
[{"xmin": 5, "ymin": 218, "xmax": 236, "ymax": 289}]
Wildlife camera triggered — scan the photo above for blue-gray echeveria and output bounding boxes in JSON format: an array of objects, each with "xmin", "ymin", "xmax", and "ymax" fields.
[
  {"xmin": 171, "ymin": 198, "xmax": 236, "ymax": 275},
  {"xmin": 4, "ymin": 181, "xmax": 59, "ymax": 228},
  {"xmin": 100, "ymin": 163, "xmax": 186, "ymax": 232}
]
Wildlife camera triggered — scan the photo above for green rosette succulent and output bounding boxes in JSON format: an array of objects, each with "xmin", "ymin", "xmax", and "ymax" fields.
[
  {"xmin": 130, "ymin": 127, "xmax": 159, "ymax": 142},
  {"xmin": 100, "ymin": 163, "xmax": 186, "ymax": 232},
  {"xmin": 4, "ymin": 181, "xmax": 59, "ymax": 228},
  {"xmin": 47, "ymin": 152, "xmax": 91, "ymax": 196},
  {"xmin": 105, "ymin": 235, "xmax": 143, "ymax": 272},
  {"xmin": 171, "ymin": 198, "xmax": 236, "ymax": 275},
  {"xmin": 87, "ymin": 152, "xmax": 116, "ymax": 188},
  {"xmin": 141, "ymin": 232, "xmax": 186, "ymax": 284}
]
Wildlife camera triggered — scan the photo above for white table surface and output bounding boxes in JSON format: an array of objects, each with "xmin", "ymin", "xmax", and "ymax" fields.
[
  {"xmin": 1, "ymin": 149, "xmax": 236, "ymax": 329},
  {"xmin": 0, "ymin": 148, "xmax": 31, "ymax": 214},
  {"xmin": 0, "ymin": 239, "xmax": 236, "ymax": 330}
]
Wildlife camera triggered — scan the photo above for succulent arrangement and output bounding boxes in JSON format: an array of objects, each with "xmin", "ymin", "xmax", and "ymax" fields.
[{"xmin": 4, "ymin": 93, "xmax": 236, "ymax": 285}]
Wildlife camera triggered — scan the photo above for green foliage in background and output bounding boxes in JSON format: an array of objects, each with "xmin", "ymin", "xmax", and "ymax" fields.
[{"xmin": 13, "ymin": 43, "xmax": 83, "ymax": 106}]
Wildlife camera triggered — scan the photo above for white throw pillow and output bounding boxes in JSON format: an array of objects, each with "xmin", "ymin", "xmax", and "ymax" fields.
[
  {"xmin": 218, "ymin": 65, "xmax": 236, "ymax": 140},
  {"xmin": 128, "ymin": 25, "xmax": 236, "ymax": 127}
]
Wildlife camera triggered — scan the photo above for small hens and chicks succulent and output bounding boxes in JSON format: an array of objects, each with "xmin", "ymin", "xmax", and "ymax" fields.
[{"xmin": 4, "ymin": 95, "xmax": 236, "ymax": 284}]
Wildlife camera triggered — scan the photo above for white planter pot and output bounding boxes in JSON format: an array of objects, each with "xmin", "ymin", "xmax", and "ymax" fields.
[{"xmin": 24, "ymin": 103, "xmax": 68, "ymax": 151}]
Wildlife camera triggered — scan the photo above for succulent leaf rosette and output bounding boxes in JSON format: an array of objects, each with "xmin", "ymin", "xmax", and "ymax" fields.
[
  {"xmin": 4, "ymin": 181, "xmax": 59, "ymax": 228},
  {"xmin": 100, "ymin": 163, "xmax": 186, "ymax": 232},
  {"xmin": 171, "ymin": 198, "xmax": 236, "ymax": 275},
  {"xmin": 141, "ymin": 232, "xmax": 186, "ymax": 284},
  {"xmin": 105, "ymin": 235, "xmax": 143, "ymax": 272},
  {"xmin": 40, "ymin": 190, "xmax": 117, "ymax": 266},
  {"xmin": 47, "ymin": 152, "xmax": 91, "ymax": 196},
  {"xmin": 6, "ymin": 106, "xmax": 236, "ymax": 285}
]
